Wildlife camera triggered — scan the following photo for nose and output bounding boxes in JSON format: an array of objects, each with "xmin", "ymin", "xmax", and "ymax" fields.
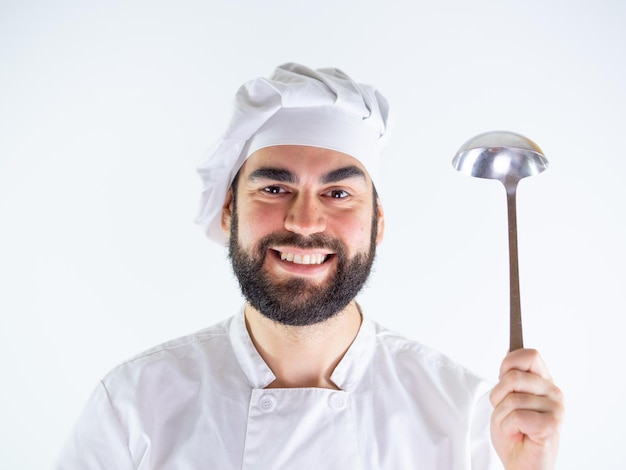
[{"xmin": 284, "ymin": 192, "xmax": 327, "ymax": 236}]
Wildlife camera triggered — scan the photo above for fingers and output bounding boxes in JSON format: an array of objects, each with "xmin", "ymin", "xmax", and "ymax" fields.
[
  {"xmin": 490, "ymin": 367, "xmax": 561, "ymax": 408},
  {"xmin": 492, "ymin": 395, "xmax": 563, "ymax": 445},
  {"xmin": 490, "ymin": 380, "xmax": 564, "ymax": 436},
  {"xmin": 490, "ymin": 348, "xmax": 565, "ymax": 457},
  {"xmin": 491, "ymin": 349, "xmax": 563, "ymax": 411},
  {"xmin": 498, "ymin": 348, "xmax": 551, "ymax": 380}
]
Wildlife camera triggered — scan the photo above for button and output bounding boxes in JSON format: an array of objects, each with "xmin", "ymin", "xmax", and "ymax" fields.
[
  {"xmin": 328, "ymin": 392, "xmax": 347, "ymax": 410},
  {"xmin": 258, "ymin": 394, "xmax": 277, "ymax": 412}
]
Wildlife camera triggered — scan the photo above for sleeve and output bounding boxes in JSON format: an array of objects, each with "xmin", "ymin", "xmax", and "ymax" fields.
[
  {"xmin": 470, "ymin": 390, "xmax": 504, "ymax": 470},
  {"xmin": 54, "ymin": 381, "xmax": 135, "ymax": 470}
]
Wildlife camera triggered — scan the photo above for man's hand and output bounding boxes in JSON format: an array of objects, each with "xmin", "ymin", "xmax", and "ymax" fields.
[{"xmin": 490, "ymin": 349, "xmax": 564, "ymax": 470}]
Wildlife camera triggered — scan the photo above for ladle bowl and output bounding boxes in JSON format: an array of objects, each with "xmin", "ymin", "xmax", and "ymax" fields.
[
  {"xmin": 452, "ymin": 131, "xmax": 548, "ymax": 186},
  {"xmin": 452, "ymin": 131, "xmax": 548, "ymax": 351}
]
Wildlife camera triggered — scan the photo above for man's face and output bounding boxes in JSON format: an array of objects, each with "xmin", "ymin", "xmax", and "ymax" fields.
[{"xmin": 222, "ymin": 145, "xmax": 385, "ymax": 326}]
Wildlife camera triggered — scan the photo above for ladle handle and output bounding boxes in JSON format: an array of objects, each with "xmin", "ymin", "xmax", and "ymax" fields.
[{"xmin": 506, "ymin": 186, "xmax": 524, "ymax": 351}]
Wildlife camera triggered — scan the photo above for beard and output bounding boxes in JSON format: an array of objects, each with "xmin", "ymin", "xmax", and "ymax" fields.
[{"xmin": 229, "ymin": 208, "xmax": 378, "ymax": 327}]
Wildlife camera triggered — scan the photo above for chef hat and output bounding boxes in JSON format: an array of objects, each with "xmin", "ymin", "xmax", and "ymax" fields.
[{"xmin": 195, "ymin": 62, "xmax": 392, "ymax": 244}]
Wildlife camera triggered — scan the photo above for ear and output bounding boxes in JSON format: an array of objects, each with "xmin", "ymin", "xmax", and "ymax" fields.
[
  {"xmin": 375, "ymin": 197, "xmax": 385, "ymax": 245},
  {"xmin": 221, "ymin": 188, "xmax": 234, "ymax": 236}
]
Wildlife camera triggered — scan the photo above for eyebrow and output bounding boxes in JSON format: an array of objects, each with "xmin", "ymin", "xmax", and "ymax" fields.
[
  {"xmin": 248, "ymin": 167, "xmax": 296, "ymax": 183},
  {"xmin": 321, "ymin": 166, "xmax": 366, "ymax": 184},
  {"xmin": 248, "ymin": 165, "xmax": 366, "ymax": 185}
]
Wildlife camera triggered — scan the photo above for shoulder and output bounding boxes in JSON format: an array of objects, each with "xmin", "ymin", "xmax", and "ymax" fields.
[
  {"xmin": 125, "ymin": 317, "xmax": 231, "ymax": 363},
  {"xmin": 368, "ymin": 319, "xmax": 491, "ymax": 395},
  {"xmin": 102, "ymin": 316, "xmax": 235, "ymax": 386}
]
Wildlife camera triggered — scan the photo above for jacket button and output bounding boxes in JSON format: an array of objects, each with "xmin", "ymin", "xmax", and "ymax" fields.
[
  {"xmin": 259, "ymin": 394, "xmax": 277, "ymax": 412},
  {"xmin": 328, "ymin": 392, "xmax": 347, "ymax": 410}
]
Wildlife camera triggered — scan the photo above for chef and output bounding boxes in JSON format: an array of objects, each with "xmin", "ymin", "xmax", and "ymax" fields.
[{"xmin": 56, "ymin": 63, "xmax": 563, "ymax": 469}]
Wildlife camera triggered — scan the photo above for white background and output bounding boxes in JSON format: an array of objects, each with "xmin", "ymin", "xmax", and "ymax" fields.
[{"xmin": 1, "ymin": 1, "xmax": 625, "ymax": 468}]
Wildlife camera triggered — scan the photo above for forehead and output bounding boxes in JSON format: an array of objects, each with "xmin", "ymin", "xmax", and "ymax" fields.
[{"xmin": 240, "ymin": 145, "xmax": 371, "ymax": 179}]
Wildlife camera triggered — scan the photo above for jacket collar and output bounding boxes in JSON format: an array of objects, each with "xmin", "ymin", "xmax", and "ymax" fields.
[{"xmin": 229, "ymin": 305, "xmax": 377, "ymax": 390}]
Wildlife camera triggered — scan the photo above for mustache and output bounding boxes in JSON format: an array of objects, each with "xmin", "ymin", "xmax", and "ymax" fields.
[{"xmin": 258, "ymin": 232, "xmax": 346, "ymax": 254}]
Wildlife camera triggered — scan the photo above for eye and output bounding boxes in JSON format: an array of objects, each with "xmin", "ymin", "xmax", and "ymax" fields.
[
  {"xmin": 263, "ymin": 185, "xmax": 286, "ymax": 194},
  {"xmin": 325, "ymin": 189, "xmax": 349, "ymax": 199}
]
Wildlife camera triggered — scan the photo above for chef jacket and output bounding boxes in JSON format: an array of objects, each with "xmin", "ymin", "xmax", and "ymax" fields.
[{"xmin": 56, "ymin": 308, "xmax": 502, "ymax": 469}]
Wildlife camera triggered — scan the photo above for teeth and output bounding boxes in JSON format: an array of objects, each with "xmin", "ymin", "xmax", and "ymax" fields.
[{"xmin": 280, "ymin": 252, "xmax": 327, "ymax": 265}]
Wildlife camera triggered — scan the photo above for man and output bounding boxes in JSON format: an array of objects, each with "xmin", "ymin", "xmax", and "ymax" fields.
[{"xmin": 57, "ymin": 63, "xmax": 563, "ymax": 469}]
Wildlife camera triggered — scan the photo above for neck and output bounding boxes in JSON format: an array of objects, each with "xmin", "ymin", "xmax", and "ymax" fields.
[{"xmin": 244, "ymin": 301, "xmax": 362, "ymax": 390}]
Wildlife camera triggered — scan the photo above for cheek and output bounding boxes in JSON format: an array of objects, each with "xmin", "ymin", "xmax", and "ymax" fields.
[
  {"xmin": 332, "ymin": 213, "xmax": 375, "ymax": 249},
  {"xmin": 236, "ymin": 206, "xmax": 281, "ymax": 242}
]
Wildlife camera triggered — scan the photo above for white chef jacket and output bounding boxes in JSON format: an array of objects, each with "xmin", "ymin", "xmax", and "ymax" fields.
[{"xmin": 56, "ymin": 309, "xmax": 502, "ymax": 469}]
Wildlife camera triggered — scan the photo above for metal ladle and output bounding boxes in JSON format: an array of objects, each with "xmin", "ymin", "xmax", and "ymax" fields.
[{"xmin": 452, "ymin": 131, "xmax": 548, "ymax": 351}]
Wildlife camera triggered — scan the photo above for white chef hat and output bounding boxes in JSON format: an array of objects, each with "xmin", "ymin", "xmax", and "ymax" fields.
[{"xmin": 195, "ymin": 62, "xmax": 392, "ymax": 244}]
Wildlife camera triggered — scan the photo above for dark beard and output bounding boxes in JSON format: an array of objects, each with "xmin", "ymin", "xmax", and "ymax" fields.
[{"xmin": 228, "ymin": 210, "xmax": 377, "ymax": 327}]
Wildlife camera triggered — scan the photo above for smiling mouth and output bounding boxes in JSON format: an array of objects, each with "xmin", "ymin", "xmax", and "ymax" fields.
[{"xmin": 277, "ymin": 251, "xmax": 330, "ymax": 265}]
